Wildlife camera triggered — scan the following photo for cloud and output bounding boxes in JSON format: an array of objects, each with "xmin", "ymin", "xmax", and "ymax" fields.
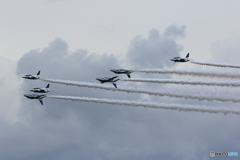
[
  {"xmin": 0, "ymin": 57, "xmax": 21, "ymax": 123},
  {"xmin": 126, "ymin": 25, "xmax": 185, "ymax": 69},
  {"xmin": 164, "ymin": 24, "xmax": 186, "ymax": 39}
]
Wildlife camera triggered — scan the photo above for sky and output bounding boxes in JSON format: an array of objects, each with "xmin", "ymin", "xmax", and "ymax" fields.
[
  {"xmin": 1, "ymin": 0, "xmax": 240, "ymax": 160},
  {"xmin": 1, "ymin": 0, "xmax": 240, "ymax": 61}
]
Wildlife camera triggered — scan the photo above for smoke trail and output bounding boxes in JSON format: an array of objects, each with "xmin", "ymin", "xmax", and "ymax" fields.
[
  {"xmin": 48, "ymin": 95, "xmax": 240, "ymax": 115},
  {"xmin": 121, "ymin": 78, "xmax": 240, "ymax": 87},
  {"xmin": 135, "ymin": 69, "xmax": 240, "ymax": 79},
  {"xmin": 41, "ymin": 78, "xmax": 240, "ymax": 103},
  {"xmin": 190, "ymin": 61, "xmax": 240, "ymax": 69}
]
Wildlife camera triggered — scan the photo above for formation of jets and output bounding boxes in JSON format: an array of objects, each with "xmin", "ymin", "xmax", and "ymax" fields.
[
  {"xmin": 22, "ymin": 71, "xmax": 48, "ymax": 105},
  {"xmin": 23, "ymin": 53, "xmax": 191, "ymax": 105},
  {"xmin": 96, "ymin": 76, "xmax": 119, "ymax": 88}
]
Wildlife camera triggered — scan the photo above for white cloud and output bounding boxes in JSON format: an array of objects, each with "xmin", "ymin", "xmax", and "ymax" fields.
[{"xmin": 0, "ymin": 57, "xmax": 21, "ymax": 123}]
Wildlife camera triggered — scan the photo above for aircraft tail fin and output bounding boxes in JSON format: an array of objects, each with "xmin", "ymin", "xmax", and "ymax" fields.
[
  {"xmin": 186, "ymin": 53, "xmax": 190, "ymax": 58},
  {"xmin": 112, "ymin": 83, "xmax": 117, "ymax": 88},
  {"xmin": 37, "ymin": 71, "xmax": 41, "ymax": 75},
  {"xmin": 127, "ymin": 74, "xmax": 131, "ymax": 78},
  {"xmin": 46, "ymin": 84, "xmax": 50, "ymax": 88},
  {"xmin": 39, "ymin": 100, "xmax": 43, "ymax": 105}
]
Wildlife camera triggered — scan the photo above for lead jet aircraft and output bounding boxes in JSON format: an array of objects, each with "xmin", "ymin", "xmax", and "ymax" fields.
[
  {"xmin": 30, "ymin": 84, "xmax": 51, "ymax": 93},
  {"xmin": 110, "ymin": 69, "xmax": 134, "ymax": 78},
  {"xmin": 170, "ymin": 53, "xmax": 190, "ymax": 62},
  {"xmin": 22, "ymin": 71, "xmax": 41, "ymax": 79},
  {"xmin": 96, "ymin": 76, "xmax": 119, "ymax": 88},
  {"xmin": 24, "ymin": 94, "xmax": 46, "ymax": 105}
]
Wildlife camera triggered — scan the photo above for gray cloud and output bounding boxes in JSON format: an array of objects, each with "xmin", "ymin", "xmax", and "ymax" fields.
[
  {"xmin": 0, "ymin": 57, "xmax": 21, "ymax": 123},
  {"xmin": 126, "ymin": 25, "xmax": 185, "ymax": 69},
  {"xmin": 1, "ymin": 27, "xmax": 240, "ymax": 160},
  {"xmin": 164, "ymin": 24, "xmax": 186, "ymax": 39}
]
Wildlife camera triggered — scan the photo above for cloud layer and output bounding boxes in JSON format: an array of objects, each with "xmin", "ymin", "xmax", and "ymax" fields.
[{"xmin": 126, "ymin": 25, "xmax": 185, "ymax": 69}]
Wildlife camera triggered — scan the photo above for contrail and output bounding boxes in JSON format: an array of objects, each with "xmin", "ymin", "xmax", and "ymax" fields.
[
  {"xmin": 48, "ymin": 95, "xmax": 240, "ymax": 115},
  {"xmin": 135, "ymin": 69, "xmax": 240, "ymax": 79},
  {"xmin": 190, "ymin": 61, "xmax": 240, "ymax": 69},
  {"xmin": 41, "ymin": 78, "xmax": 240, "ymax": 103},
  {"xmin": 121, "ymin": 78, "xmax": 240, "ymax": 87}
]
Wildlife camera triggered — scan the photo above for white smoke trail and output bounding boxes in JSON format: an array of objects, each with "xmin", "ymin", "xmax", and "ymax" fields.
[
  {"xmin": 121, "ymin": 78, "xmax": 240, "ymax": 87},
  {"xmin": 48, "ymin": 95, "xmax": 240, "ymax": 115},
  {"xmin": 190, "ymin": 61, "xmax": 240, "ymax": 69},
  {"xmin": 135, "ymin": 69, "xmax": 240, "ymax": 79},
  {"xmin": 41, "ymin": 78, "xmax": 240, "ymax": 103}
]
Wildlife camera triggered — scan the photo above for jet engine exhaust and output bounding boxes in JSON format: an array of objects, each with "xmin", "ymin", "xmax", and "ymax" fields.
[
  {"xmin": 48, "ymin": 95, "xmax": 240, "ymax": 115},
  {"xmin": 41, "ymin": 78, "xmax": 240, "ymax": 103},
  {"xmin": 135, "ymin": 69, "xmax": 240, "ymax": 79},
  {"xmin": 121, "ymin": 78, "xmax": 240, "ymax": 87},
  {"xmin": 190, "ymin": 61, "xmax": 240, "ymax": 69}
]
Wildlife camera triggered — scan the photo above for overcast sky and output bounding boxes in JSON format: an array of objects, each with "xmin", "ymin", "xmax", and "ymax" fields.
[
  {"xmin": 1, "ymin": 1, "xmax": 240, "ymax": 160},
  {"xmin": 1, "ymin": 0, "xmax": 240, "ymax": 61}
]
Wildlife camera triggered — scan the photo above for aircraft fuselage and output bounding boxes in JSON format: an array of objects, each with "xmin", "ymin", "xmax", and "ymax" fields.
[
  {"xmin": 24, "ymin": 94, "xmax": 46, "ymax": 105},
  {"xmin": 170, "ymin": 59, "xmax": 189, "ymax": 62},
  {"xmin": 22, "ymin": 75, "xmax": 40, "ymax": 79},
  {"xmin": 110, "ymin": 69, "xmax": 133, "ymax": 78},
  {"xmin": 22, "ymin": 71, "xmax": 41, "ymax": 79},
  {"xmin": 96, "ymin": 76, "xmax": 119, "ymax": 88},
  {"xmin": 96, "ymin": 76, "xmax": 119, "ymax": 83},
  {"xmin": 170, "ymin": 53, "xmax": 190, "ymax": 63},
  {"xmin": 24, "ymin": 94, "xmax": 46, "ymax": 99},
  {"xmin": 29, "ymin": 88, "xmax": 50, "ymax": 93}
]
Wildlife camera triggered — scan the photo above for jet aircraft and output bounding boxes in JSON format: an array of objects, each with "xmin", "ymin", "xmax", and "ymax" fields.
[
  {"xmin": 22, "ymin": 71, "xmax": 41, "ymax": 79},
  {"xmin": 96, "ymin": 76, "xmax": 119, "ymax": 88},
  {"xmin": 24, "ymin": 94, "xmax": 46, "ymax": 105},
  {"xmin": 110, "ymin": 69, "xmax": 134, "ymax": 78},
  {"xmin": 170, "ymin": 53, "xmax": 190, "ymax": 62},
  {"xmin": 30, "ymin": 84, "xmax": 51, "ymax": 93}
]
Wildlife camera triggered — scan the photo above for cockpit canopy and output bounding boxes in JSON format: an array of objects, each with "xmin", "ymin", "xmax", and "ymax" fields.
[{"xmin": 97, "ymin": 77, "xmax": 110, "ymax": 80}]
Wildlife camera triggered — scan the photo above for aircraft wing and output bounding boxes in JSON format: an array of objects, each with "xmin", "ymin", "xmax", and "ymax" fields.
[{"xmin": 109, "ymin": 76, "xmax": 118, "ymax": 81}]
